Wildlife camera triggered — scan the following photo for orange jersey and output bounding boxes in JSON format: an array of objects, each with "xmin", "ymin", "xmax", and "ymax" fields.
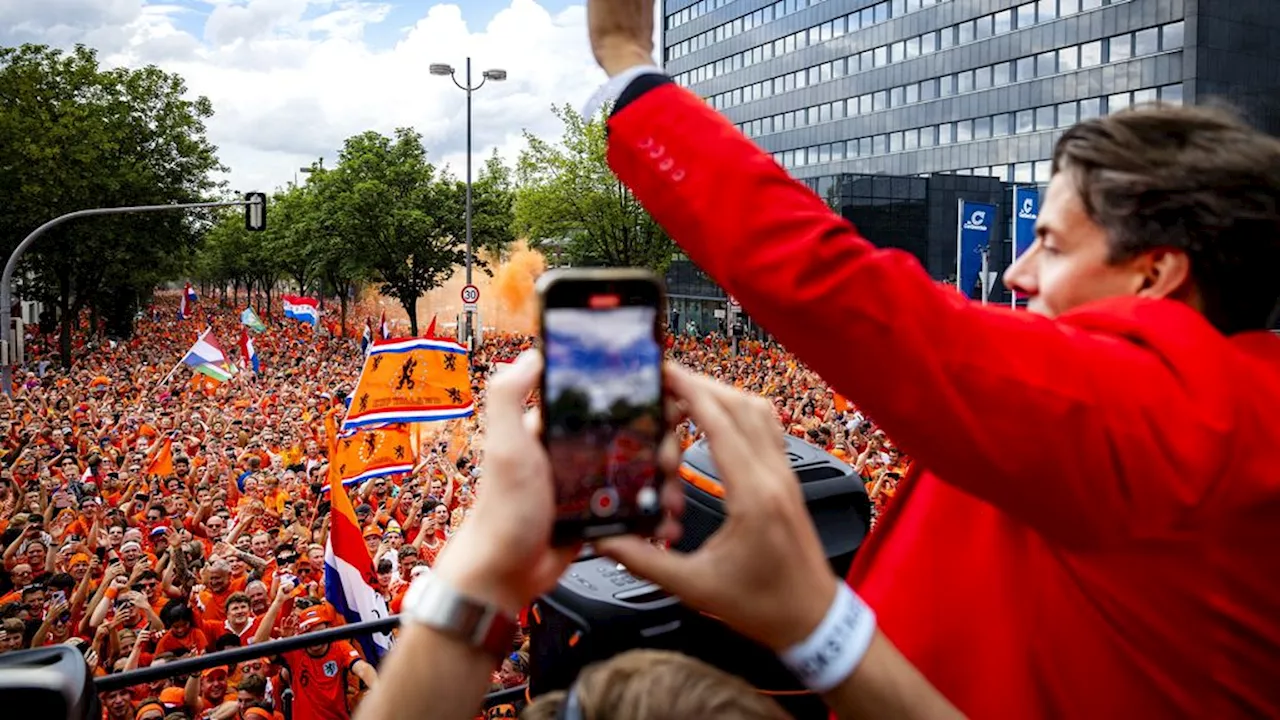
[{"xmin": 280, "ymin": 641, "xmax": 362, "ymax": 720}]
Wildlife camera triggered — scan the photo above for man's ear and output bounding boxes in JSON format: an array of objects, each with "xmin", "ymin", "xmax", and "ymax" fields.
[{"xmin": 1136, "ymin": 249, "xmax": 1196, "ymax": 302}]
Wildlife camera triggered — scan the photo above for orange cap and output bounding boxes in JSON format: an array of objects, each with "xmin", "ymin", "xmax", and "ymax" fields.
[
  {"xmin": 69, "ymin": 553, "xmax": 91, "ymax": 567},
  {"xmin": 297, "ymin": 604, "xmax": 334, "ymax": 632},
  {"xmin": 158, "ymin": 687, "xmax": 186, "ymax": 706}
]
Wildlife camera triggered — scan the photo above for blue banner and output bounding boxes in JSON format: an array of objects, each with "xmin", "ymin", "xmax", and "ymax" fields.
[
  {"xmin": 1012, "ymin": 187, "xmax": 1039, "ymax": 260},
  {"xmin": 957, "ymin": 201, "xmax": 997, "ymax": 299}
]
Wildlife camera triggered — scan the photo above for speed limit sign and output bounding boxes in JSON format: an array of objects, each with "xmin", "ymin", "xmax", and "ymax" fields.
[{"xmin": 461, "ymin": 284, "xmax": 480, "ymax": 307}]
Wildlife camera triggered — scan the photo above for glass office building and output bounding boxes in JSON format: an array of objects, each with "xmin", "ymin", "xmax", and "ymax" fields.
[{"xmin": 660, "ymin": 0, "xmax": 1280, "ymax": 308}]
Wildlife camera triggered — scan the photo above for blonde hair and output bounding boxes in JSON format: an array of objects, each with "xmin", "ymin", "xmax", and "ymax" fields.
[{"xmin": 521, "ymin": 650, "xmax": 788, "ymax": 720}]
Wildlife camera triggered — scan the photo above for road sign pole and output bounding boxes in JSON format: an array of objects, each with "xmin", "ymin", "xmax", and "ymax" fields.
[{"xmin": 1, "ymin": 198, "xmax": 259, "ymax": 395}]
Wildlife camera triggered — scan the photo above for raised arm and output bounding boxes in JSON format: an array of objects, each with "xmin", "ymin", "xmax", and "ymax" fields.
[{"xmin": 602, "ymin": 77, "xmax": 1228, "ymax": 542}]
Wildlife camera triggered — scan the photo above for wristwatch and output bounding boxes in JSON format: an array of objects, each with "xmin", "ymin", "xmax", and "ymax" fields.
[{"xmin": 401, "ymin": 573, "xmax": 518, "ymax": 658}]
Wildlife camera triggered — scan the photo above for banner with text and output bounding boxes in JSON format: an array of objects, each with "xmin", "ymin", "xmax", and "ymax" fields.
[
  {"xmin": 957, "ymin": 200, "xmax": 997, "ymax": 299},
  {"xmin": 1012, "ymin": 187, "xmax": 1039, "ymax": 261}
]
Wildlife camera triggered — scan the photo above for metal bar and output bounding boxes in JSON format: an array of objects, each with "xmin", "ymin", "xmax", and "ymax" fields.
[
  {"xmin": 1, "ymin": 199, "xmax": 256, "ymax": 395},
  {"xmin": 93, "ymin": 614, "xmax": 400, "ymax": 692}
]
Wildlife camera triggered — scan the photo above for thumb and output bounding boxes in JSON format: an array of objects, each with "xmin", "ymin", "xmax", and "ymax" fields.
[{"xmin": 595, "ymin": 536, "xmax": 696, "ymax": 595}]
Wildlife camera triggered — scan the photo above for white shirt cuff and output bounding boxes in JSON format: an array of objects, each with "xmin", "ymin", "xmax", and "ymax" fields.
[{"xmin": 582, "ymin": 65, "xmax": 666, "ymax": 120}]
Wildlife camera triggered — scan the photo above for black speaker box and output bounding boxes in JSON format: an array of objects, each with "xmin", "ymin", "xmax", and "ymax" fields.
[
  {"xmin": 0, "ymin": 645, "xmax": 100, "ymax": 720},
  {"xmin": 529, "ymin": 437, "xmax": 870, "ymax": 719}
]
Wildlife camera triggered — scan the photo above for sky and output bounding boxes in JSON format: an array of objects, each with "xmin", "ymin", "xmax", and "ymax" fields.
[
  {"xmin": 0, "ymin": 0, "xmax": 655, "ymax": 194},
  {"xmin": 545, "ymin": 306, "xmax": 661, "ymax": 412}
]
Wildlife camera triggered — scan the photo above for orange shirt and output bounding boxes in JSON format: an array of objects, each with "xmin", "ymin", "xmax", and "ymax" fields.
[
  {"xmin": 196, "ymin": 577, "xmax": 248, "ymax": 624},
  {"xmin": 281, "ymin": 641, "xmax": 362, "ymax": 720},
  {"xmin": 155, "ymin": 627, "xmax": 209, "ymax": 656}
]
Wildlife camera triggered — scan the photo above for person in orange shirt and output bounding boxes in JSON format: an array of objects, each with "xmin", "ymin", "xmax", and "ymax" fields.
[
  {"xmin": 154, "ymin": 603, "xmax": 208, "ymax": 657},
  {"xmin": 274, "ymin": 606, "xmax": 377, "ymax": 720},
  {"xmin": 195, "ymin": 560, "xmax": 246, "ymax": 625}
]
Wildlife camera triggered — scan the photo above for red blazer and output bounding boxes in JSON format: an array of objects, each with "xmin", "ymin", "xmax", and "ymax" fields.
[{"xmin": 607, "ymin": 80, "xmax": 1280, "ymax": 719}]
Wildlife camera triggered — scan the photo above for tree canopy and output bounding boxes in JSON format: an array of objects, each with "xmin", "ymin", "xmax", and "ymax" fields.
[
  {"xmin": 0, "ymin": 43, "xmax": 223, "ymax": 366},
  {"xmin": 515, "ymin": 104, "xmax": 674, "ymax": 272}
]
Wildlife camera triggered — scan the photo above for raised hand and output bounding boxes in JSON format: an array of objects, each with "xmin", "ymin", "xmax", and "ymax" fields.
[{"xmin": 586, "ymin": 0, "xmax": 656, "ymax": 76}]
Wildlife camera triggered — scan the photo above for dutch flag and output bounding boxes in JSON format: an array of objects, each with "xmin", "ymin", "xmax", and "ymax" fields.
[
  {"xmin": 282, "ymin": 295, "xmax": 320, "ymax": 326},
  {"xmin": 324, "ymin": 462, "xmax": 393, "ymax": 664}
]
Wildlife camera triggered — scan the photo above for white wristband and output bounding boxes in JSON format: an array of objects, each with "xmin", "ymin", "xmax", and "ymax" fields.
[{"xmin": 779, "ymin": 583, "xmax": 877, "ymax": 693}]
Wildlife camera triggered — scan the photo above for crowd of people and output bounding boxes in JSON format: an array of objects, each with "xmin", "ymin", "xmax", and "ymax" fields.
[{"xmin": 0, "ymin": 293, "xmax": 909, "ymax": 720}]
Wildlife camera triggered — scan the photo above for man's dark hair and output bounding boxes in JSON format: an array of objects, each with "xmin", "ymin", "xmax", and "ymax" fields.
[{"xmin": 1052, "ymin": 103, "xmax": 1280, "ymax": 334}]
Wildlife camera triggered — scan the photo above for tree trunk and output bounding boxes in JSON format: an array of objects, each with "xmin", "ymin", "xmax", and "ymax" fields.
[
  {"xmin": 402, "ymin": 296, "xmax": 418, "ymax": 336},
  {"xmin": 339, "ymin": 290, "xmax": 348, "ymax": 338}
]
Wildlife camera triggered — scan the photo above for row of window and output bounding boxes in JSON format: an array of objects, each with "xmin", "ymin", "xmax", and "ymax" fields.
[
  {"xmin": 675, "ymin": 0, "xmax": 1132, "ymax": 88},
  {"xmin": 772, "ymin": 83, "xmax": 1184, "ymax": 171},
  {"xmin": 670, "ymin": 0, "xmax": 876, "ymax": 62},
  {"xmin": 735, "ymin": 22, "xmax": 1183, "ymax": 139}
]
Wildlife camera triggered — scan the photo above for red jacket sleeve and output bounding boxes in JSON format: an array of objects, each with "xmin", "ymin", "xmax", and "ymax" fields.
[{"xmin": 606, "ymin": 82, "xmax": 1234, "ymax": 544}]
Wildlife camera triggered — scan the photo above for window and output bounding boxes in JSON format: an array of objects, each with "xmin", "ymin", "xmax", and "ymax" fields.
[
  {"xmin": 994, "ymin": 10, "xmax": 1013, "ymax": 34},
  {"xmin": 1017, "ymin": 57, "xmax": 1035, "ymax": 81},
  {"xmin": 1015, "ymin": 162, "xmax": 1034, "ymax": 183},
  {"xmin": 904, "ymin": 129, "xmax": 919, "ymax": 150},
  {"xmin": 873, "ymin": 134, "xmax": 887, "ymax": 154},
  {"xmin": 891, "ymin": 41, "xmax": 905, "ymax": 62},
  {"xmin": 1038, "ymin": 0, "xmax": 1057, "ymax": 21},
  {"xmin": 905, "ymin": 83, "xmax": 920, "ymax": 103},
  {"xmin": 859, "ymin": 94, "xmax": 872, "ymax": 114},
  {"xmin": 1036, "ymin": 105, "xmax": 1055, "ymax": 130},
  {"xmin": 920, "ymin": 126, "xmax": 936, "ymax": 147},
  {"xmin": 906, "ymin": 0, "xmax": 921, "ymax": 11},
  {"xmin": 1079, "ymin": 97, "xmax": 1101, "ymax": 119},
  {"xmin": 1133, "ymin": 88, "xmax": 1157, "ymax": 105},
  {"xmin": 993, "ymin": 165, "xmax": 1010, "ymax": 182},
  {"xmin": 892, "ymin": 0, "xmax": 906, "ymax": 19},
  {"xmin": 1134, "ymin": 27, "xmax": 1159, "ymax": 56},
  {"xmin": 1037, "ymin": 51, "xmax": 1057, "ymax": 77},
  {"xmin": 1108, "ymin": 91, "xmax": 1131, "ymax": 113},
  {"xmin": 975, "ymin": 15, "xmax": 994, "ymax": 40},
  {"xmin": 859, "ymin": 137, "xmax": 873, "ymax": 156},
  {"xmin": 875, "ymin": 2, "xmax": 889, "ymax": 23},
  {"xmin": 921, "ymin": 78, "xmax": 939, "ymax": 100},
  {"xmin": 993, "ymin": 113, "xmax": 1011, "ymax": 136},
  {"xmin": 938, "ymin": 123, "xmax": 953, "ymax": 144},
  {"xmin": 1109, "ymin": 34, "xmax": 1132, "ymax": 62},
  {"xmin": 874, "ymin": 90, "xmax": 888, "ymax": 111},
  {"xmin": 890, "ymin": 132, "xmax": 903, "ymax": 152},
  {"xmin": 1059, "ymin": 0, "xmax": 1080, "ymax": 16},
  {"xmin": 1082, "ymin": 0, "xmax": 1102, "ymax": 8},
  {"xmin": 874, "ymin": 46, "xmax": 888, "ymax": 66},
  {"xmin": 974, "ymin": 116, "xmax": 992, "ymax": 139},
  {"xmin": 817, "ymin": 144, "xmax": 830, "ymax": 164},
  {"xmin": 1058, "ymin": 101, "xmax": 1078, "ymax": 126},
  {"xmin": 958, "ymin": 70, "xmax": 974, "ymax": 93},
  {"xmin": 958, "ymin": 20, "xmax": 975, "ymax": 44},
  {"xmin": 860, "ymin": 7, "xmax": 874, "ymax": 28},
  {"xmin": 1035, "ymin": 160, "xmax": 1052, "ymax": 183},
  {"xmin": 858, "ymin": 50, "xmax": 873, "ymax": 70},
  {"xmin": 994, "ymin": 62, "xmax": 1011, "ymax": 85},
  {"xmin": 819, "ymin": 103, "xmax": 832, "ymax": 122},
  {"xmin": 1059, "ymin": 46, "xmax": 1079, "ymax": 71},
  {"xmin": 845, "ymin": 140, "xmax": 859, "ymax": 158},
  {"xmin": 921, "ymin": 31, "xmax": 938, "ymax": 54},
  {"xmin": 975, "ymin": 66, "xmax": 992, "ymax": 90},
  {"xmin": 956, "ymin": 119, "xmax": 973, "ymax": 142},
  {"xmin": 1016, "ymin": 109, "xmax": 1035, "ymax": 133},
  {"xmin": 940, "ymin": 74, "xmax": 955, "ymax": 97},
  {"xmin": 1162, "ymin": 21, "xmax": 1185, "ymax": 50},
  {"xmin": 1080, "ymin": 40, "xmax": 1102, "ymax": 67},
  {"xmin": 906, "ymin": 36, "xmax": 920, "ymax": 58},
  {"xmin": 1016, "ymin": 3, "xmax": 1036, "ymax": 29},
  {"xmin": 890, "ymin": 86, "xmax": 905, "ymax": 107},
  {"xmin": 940, "ymin": 26, "xmax": 955, "ymax": 49},
  {"xmin": 1161, "ymin": 83, "xmax": 1184, "ymax": 105}
]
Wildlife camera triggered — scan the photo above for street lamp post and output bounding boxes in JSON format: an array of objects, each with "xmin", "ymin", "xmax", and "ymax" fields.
[{"xmin": 429, "ymin": 58, "xmax": 506, "ymax": 349}]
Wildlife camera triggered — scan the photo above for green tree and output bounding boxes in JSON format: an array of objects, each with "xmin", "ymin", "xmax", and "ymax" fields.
[
  {"xmin": 515, "ymin": 104, "xmax": 674, "ymax": 272},
  {"xmin": 0, "ymin": 44, "xmax": 222, "ymax": 366},
  {"xmin": 324, "ymin": 128, "xmax": 512, "ymax": 335}
]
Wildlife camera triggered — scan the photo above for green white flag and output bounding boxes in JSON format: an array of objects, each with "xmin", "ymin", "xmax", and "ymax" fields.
[{"xmin": 240, "ymin": 306, "xmax": 267, "ymax": 333}]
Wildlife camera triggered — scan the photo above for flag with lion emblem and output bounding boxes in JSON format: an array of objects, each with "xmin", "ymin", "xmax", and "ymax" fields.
[
  {"xmin": 342, "ymin": 337, "xmax": 474, "ymax": 430},
  {"xmin": 326, "ymin": 424, "xmax": 416, "ymax": 491}
]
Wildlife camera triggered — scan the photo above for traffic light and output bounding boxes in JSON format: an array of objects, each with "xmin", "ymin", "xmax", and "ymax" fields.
[{"xmin": 244, "ymin": 192, "xmax": 267, "ymax": 231}]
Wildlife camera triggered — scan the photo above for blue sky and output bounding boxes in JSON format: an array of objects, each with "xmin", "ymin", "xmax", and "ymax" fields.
[{"xmin": 0, "ymin": 0, "xmax": 625, "ymax": 192}]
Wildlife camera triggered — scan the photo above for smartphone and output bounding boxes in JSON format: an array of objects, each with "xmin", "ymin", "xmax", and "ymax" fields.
[{"xmin": 537, "ymin": 268, "xmax": 666, "ymax": 545}]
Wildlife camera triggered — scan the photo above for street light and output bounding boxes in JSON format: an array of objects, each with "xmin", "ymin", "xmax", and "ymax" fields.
[{"xmin": 430, "ymin": 57, "xmax": 506, "ymax": 348}]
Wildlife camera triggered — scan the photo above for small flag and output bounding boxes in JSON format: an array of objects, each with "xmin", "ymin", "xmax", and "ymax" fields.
[
  {"xmin": 361, "ymin": 321, "xmax": 372, "ymax": 354},
  {"xmin": 282, "ymin": 295, "xmax": 320, "ymax": 326},
  {"xmin": 181, "ymin": 328, "xmax": 235, "ymax": 382},
  {"xmin": 240, "ymin": 306, "xmax": 267, "ymax": 333},
  {"xmin": 239, "ymin": 327, "xmax": 260, "ymax": 375},
  {"xmin": 178, "ymin": 282, "xmax": 196, "ymax": 320},
  {"xmin": 325, "ymin": 455, "xmax": 393, "ymax": 664},
  {"xmin": 423, "ymin": 314, "xmax": 438, "ymax": 339},
  {"xmin": 378, "ymin": 310, "xmax": 389, "ymax": 339},
  {"xmin": 145, "ymin": 437, "xmax": 174, "ymax": 477}
]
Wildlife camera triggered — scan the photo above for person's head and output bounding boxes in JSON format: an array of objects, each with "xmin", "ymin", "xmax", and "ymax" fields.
[
  {"xmin": 199, "ymin": 666, "xmax": 228, "ymax": 701},
  {"xmin": 225, "ymin": 593, "xmax": 252, "ymax": 625},
  {"xmin": 236, "ymin": 672, "xmax": 269, "ymax": 712},
  {"xmin": 1005, "ymin": 104, "xmax": 1280, "ymax": 334},
  {"xmin": 207, "ymin": 560, "xmax": 232, "ymax": 593},
  {"xmin": 521, "ymin": 649, "xmax": 788, "ymax": 720},
  {"xmin": 161, "ymin": 603, "xmax": 195, "ymax": 636},
  {"xmin": 244, "ymin": 580, "xmax": 269, "ymax": 615},
  {"xmin": 296, "ymin": 605, "xmax": 334, "ymax": 656},
  {"xmin": 0, "ymin": 617, "xmax": 25, "ymax": 651},
  {"xmin": 8, "ymin": 564, "xmax": 33, "ymax": 587}
]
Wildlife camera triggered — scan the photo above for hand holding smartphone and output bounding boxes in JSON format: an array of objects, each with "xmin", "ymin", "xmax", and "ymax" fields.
[{"xmin": 537, "ymin": 269, "xmax": 666, "ymax": 545}]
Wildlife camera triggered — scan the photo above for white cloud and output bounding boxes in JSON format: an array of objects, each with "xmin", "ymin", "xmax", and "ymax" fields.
[{"xmin": 0, "ymin": 0, "xmax": 662, "ymax": 195}]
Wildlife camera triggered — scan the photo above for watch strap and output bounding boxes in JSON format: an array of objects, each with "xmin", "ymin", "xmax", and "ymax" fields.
[{"xmin": 402, "ymin": 574, "xmax": 518, "ymax": 657}]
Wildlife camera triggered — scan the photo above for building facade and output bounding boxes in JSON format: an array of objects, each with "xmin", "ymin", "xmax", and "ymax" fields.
[{"xmin": 659, "ymin": 0, "xmax": 1280, "ymax": 311}]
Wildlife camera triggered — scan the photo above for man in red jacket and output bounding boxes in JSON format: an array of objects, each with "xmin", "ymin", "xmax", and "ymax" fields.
[{"xmin": 585, "ymin": 1, "xmax": 1280, "ymax": 717}]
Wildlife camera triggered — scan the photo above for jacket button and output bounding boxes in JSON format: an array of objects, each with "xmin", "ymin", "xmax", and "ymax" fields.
[
  {"xmin": 659, "ymin": 158, "xmax": 674, "ymax": 172},
  {"xmin": 671, "ymin": 169, "xmax": 686, "ymax": 182},
  {"xmin": 649, "ymin": 144, "xmax": 665, "ymax": 159}
]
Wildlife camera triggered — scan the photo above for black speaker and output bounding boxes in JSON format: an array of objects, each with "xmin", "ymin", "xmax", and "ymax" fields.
[
  {"xmin": 0, "ymin": 645, "xmax": 100, "ymax": 720},
  {"xmin": 529, "ymin": 437, "xmax": 869, "ymax": 719}
]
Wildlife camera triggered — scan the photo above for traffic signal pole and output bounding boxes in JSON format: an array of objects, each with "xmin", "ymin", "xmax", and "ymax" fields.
[{"xmin": 1, "ymin": 196, "xmax": 264, "ymax": 395}]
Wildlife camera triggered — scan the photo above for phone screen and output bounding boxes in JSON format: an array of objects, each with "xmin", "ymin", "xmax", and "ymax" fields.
[{"xmin": 542, "ymin": 274, "xmax": 664, "ymax": 542}]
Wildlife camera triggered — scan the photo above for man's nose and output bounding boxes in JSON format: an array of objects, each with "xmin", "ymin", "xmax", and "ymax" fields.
[{"xmin": 1004, "ymin": 248, "xmax": 1037, "ymax": 298}]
